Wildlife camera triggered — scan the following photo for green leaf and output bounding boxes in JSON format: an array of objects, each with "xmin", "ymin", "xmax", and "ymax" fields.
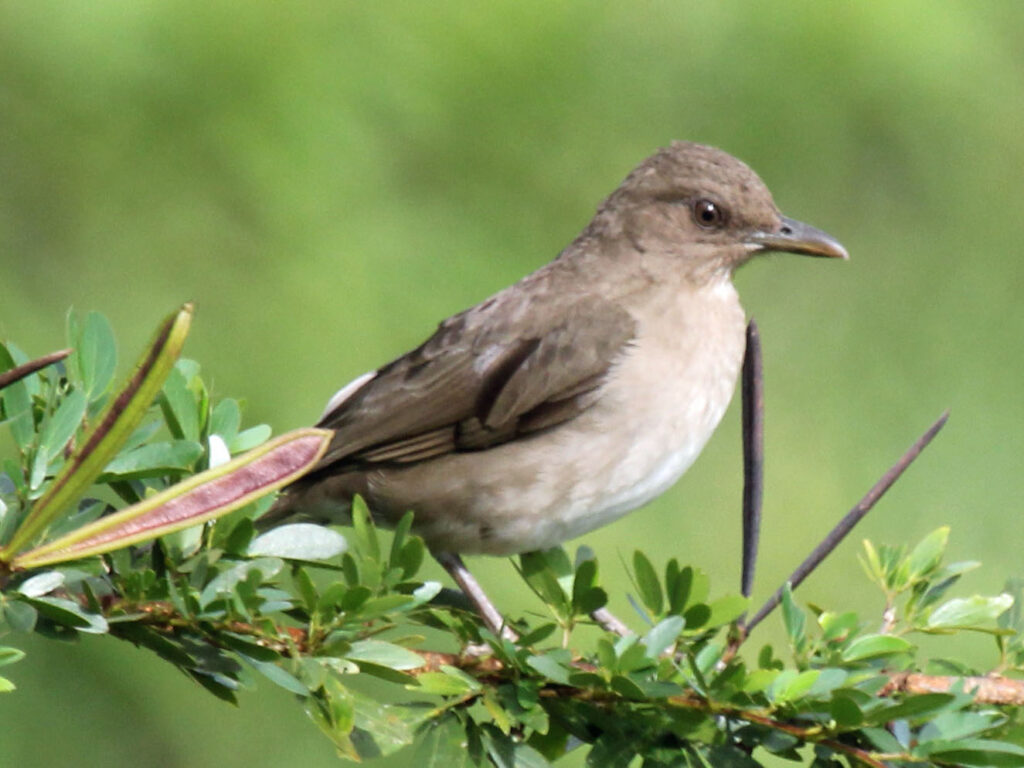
[
  {"xmin": 573, "ymin": 586, "xmax": 607, "ymax": 616},
  {"xmin": 0, "ymin": 676, "xmax": 15, "ymax": 693},
  {"xmin": 23, "ymin": 595, "xmax": 108, "ymax": 634},
  {"xmin": 0, "ymin": 646, "xmax": 26, "ymax": 667},
  {"xmin": 217, "ymin": 632, "xmax": 282, "ymax": 662},
  {"xmin": 38, "ymin": 390, "xmax": 86, "ymax": 466},
  {"xmin": 918, "ymin": 739, "xmax": 1024, "ymax": 767},
  {"xmin": 481, "ymin": 724, "xmax": 552, "ymax": 768},
  {"xmin": 682, "ymin": 602, "xmax": 711, "ymax": 631},
  {"xmin": 199, "ymin": 558, "xmax": 284, "ymax": 607},
  {"xmin": 2, "ymin": 305, "xmax": 195, "ymax": 560},
  {"xmin": 344, "ymin": 640, "xmax": 424, "ymax": 670},
  {"xmin": 840, "ymin": 633, "xmax": 913, "ymax": 662},
  {"xmin": 76, "ymin": 312, "xmax": 117, "ymax": 402},
  {"xmin": 741, "ymin": 668, "xmax": 779, "ymax": 694},
  {"xmin": 305, "ymin": 676, "xmax": 357, "ymax": 759},
  {"xmin": 773, "ymin": 669, "xmax": 821, "ymax": 703},
  {"xmin": 519, "ymin": 551, "xmax": 569, "ymax": 614},
  {"xmin": 244, "ymin": 656, "xmax": 310, "ymax": 696},
  {"xmin": 16, "ymin": 570, "xmax": 65, "ymax": 597},
  {"xmin": 388, "ymin": 511, "xmax": 414, "ymax": 568},
  {"xmin": 609, "ymin": 674, "xmax": 646, "ymax": 700},
  {"xmin": 665, "ymin": 560, "xmax": 692, "ymax": 614},
  {"xmin": 482, "ymin": 689, "xmax": 512, "ymax": 735},
  {"xmin": 704, "ymin": 594, "xmax": 749, "ymax": 628},
  {"xmin": 918, "ymin": 561, "xmax": 982, "ymax": 612},
  {"xmin": 209, "ymin": 398, "xmax": 241, "ymax": 441},
  {"xmin": 632, "ymin": 550, "xmax": 663, "ymax": 616},
  {"xmin": 588, "ymin": 734, "xmax": 638, "ymax": 768},
  {"xmin": 161, "ymin": 365, "xmax": 199, "ymax": 442},
  {"xmin": 13, "ymin": 428, "xmax": 331, "ymax": 568},
  {"xmin": 781, "ymin": 583, "xmax": 806, "ymax": 651},
  {"xmin": 865, "ymin": 693, "xmax": 955, "ymax": 726},
  {"xmin": 291, "ymin": 566, "xmax": 318, "ymax": 610},
  {"xmin": 758, "ymin": 731, "xmax": 801, "ymax": 756},
  {"xmin": 407, "ymin": 580, "xmax": 442, "ymax": 611},
  {"xmin": 412, "ymin": 715, "xmax": 477, "ymax": 768},
  {"xmin": 571, "ymin": 557, "xmax": 599, "ymax": 614},
  {"xmin": 511, "ymin": 744, "xmax": 552, "ymax": 768},
  {"xmin": 860, "ymin": 539, "xmax": 883, "ymax": 583},
  {"xmin": 517, "ymin": 623, "xmax": 557, "ymax": 647},
  {"xmin": 228, "ymin": 424, "xmax": 272, "ymax": 454},
  {"xmin": 804, "ymin": 667, "xmax": 847, "ymax": 698},
  {"xmin": 350, "ymin": 495, "xmax": 380, "ymax": 563},
  {"xmin": 541, "ymin": 547, "xmax": 574, "ymax": 595},
  {"xmin": 415, "ymin": 668, "xmax": 480, "ymax": 696},
  {"xmin": 0, "ymin": 345, "xmax": 34, "ymax": 450},
  {"xmin": 595, "ymin": 637, "xmax": 617, "ymax": 671},
  {"xmin": 616, "ymin": 637, "xmax": 653, "ymax": 673},
  {"xmin": 688, "ymin": 568, "xmax": 710, "ymax": 607},
  {"xmin": 2, "ymin": 600, "xmax": 37, "ymax": 632},
  {"xmin": 766, "ymin": 669, "xmax": 797, "ymax": 702},
  {"xmin": 101, "ymin": 440, "xmax": 204, "ymax": 479},
  {"xmin": 693, "ymin": 640, "xmax": 724, "ymax": 677},
  {"xmin": 907, "ymin": 526, "xmax": 949, "ymax": 580},
  {"xmin": 829, "ymin": 695, "xmax": 864, "ymax": 727},
  {"xmin": 642, "ymin": 615, "xmax": 685, "ymax": 658},
  {"xmin": 397, "ymin": 538, "xmax": 425, "ymax": 581},
  {"xmin": 248, "ymin": 523, "xmax": 347, "ymax": 561},
  {"xmin": 349, "ymin": 689, "xmax": 424, "ymax": 759},
  {"xmin": 926, "ymin": 594, "xmax": 1014, "ymax": 631},
  {"xmin": 820, "ymin": 611, "xmax": 860, "ymax": 643},
  {"xmin": 28, "ymin": 449, "xmax": 48, "ymax": 493},
  {"xmin": 919, "ymin": 710, "xmax": 1004, "ymax": 743},
  {"xmin": 526, "ymin": 652, "xmax": 572, "ymax": 685}
]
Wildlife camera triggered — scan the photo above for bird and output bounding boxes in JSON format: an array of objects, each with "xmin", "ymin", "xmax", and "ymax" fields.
[{"xmin": 261, "ymin": 141, "xmax": 847, "ymax": 635}]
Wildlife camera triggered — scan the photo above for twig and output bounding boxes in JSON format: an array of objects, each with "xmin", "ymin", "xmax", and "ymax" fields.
[
  {"xmin": 740, "ymin": 320, "xmax": 764, "ymax": 603},
  {"xmin": 881, "ymin": 672, "xmax": 1024, "ymax": 706},
  {"xmin": 124, "ymin": 597, "xmax": 1024, "ymax": 706},
  {"xmin": 745, "ymin": 410, "xmax": 950, "ymax": 634},
  {"xmin": 590, "ymin": 606, "xmax": 631, "ymax": 636},
  {"xmin": 0, "ymin": 348, "xmax": 72, "ymax": 391}
]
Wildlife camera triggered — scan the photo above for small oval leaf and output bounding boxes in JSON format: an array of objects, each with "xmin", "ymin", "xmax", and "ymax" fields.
[
  {"xmin": 248, "ymin": 524, "xmax": 347, "ymax": 561},
  {"xmin": 841, "ymin": 634, "xmax": 913, "ymax": 662}
]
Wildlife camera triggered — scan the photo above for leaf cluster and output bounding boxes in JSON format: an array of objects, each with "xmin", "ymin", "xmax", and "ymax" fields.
[{"xmin": 3, "ymin": 310, "xmax": 1024, "ymax": 767}]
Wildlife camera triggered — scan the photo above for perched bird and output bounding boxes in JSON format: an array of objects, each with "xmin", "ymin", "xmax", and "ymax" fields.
[{"xmin": 263, "ymin": 141, "xmax": 846, "ymax": 633}]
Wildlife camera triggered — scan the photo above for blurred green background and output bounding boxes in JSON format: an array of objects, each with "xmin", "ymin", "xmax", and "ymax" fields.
[{"xmin": 2, "ymin": 1, "xmax": 1023, "ymax": 765}]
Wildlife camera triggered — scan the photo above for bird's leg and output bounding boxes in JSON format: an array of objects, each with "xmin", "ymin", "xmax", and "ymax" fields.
[
  {"xmin": 436, "ymin": 552, "xmax": 629, "ymax": 640},
  {"xmin": 434, "ymin": 551, "xmax": 518, "ymax": 641}
]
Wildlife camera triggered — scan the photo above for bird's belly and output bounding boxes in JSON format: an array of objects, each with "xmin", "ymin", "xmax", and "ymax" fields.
[{"xmin": 536, "ymin": 375, "xmax": 736, "ymax": 547}]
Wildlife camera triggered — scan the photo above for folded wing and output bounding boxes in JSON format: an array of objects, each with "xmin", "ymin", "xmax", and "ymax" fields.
[{"xmin": 311, "ymin": 290, "xmax": 636, "ymax": 473}]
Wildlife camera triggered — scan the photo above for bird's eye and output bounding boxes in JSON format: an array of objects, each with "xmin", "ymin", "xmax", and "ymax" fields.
[{"xmin": 692, "ymin": 198, "xmax": 726, "ymax": 229}]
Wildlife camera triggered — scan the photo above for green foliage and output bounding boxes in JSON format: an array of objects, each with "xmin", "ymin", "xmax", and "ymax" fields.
[{"xmin": 3, "ymin": 313, "xmax": 1024, "ymax": 766}]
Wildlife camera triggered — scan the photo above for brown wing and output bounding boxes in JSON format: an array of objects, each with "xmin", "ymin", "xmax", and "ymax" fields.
[{"xmin": 311, "ymin": 285, "xmax": 636, "ymax": 473}]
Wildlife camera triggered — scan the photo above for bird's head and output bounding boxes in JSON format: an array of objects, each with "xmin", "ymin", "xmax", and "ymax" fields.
[{"xmin": 593, "ymin": 141, "xmax": 848, "ymax": 281}]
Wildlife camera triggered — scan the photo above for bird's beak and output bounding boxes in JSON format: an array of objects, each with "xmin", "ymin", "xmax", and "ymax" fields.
[{"xmin": 745, "ymin": 216, "xmax": 849, "ymax": 260}]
